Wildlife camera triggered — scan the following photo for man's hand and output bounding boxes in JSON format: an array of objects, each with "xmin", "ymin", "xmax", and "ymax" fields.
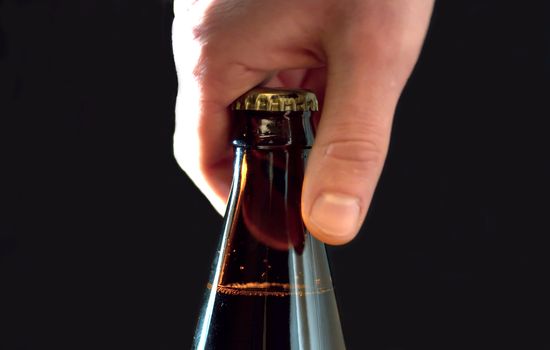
[{"xmin": 172, "ymin": 0, "xmax": 434, "ymax": 245}]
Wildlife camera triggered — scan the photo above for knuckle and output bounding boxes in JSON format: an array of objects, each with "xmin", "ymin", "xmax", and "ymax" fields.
[{"xmin": 322, "ymin": 139, "xmax": 386, "ymax": 172}]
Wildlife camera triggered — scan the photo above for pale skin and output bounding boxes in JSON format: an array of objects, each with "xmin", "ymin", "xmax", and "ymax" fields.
[{"xmin": 172, "ymin": 0, "xmax": 434, "ymax": 245}]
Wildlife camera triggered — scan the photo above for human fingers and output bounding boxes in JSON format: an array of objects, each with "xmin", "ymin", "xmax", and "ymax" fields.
[
  {"xmin": 172, "ymin": 0, "xmax": 322, "ymax": 213},
  {"xmin": 301, "ymin": 0, "xmax": 434, "ymax": 244}
]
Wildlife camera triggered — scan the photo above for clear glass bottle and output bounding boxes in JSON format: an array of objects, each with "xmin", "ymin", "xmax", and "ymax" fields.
[{"xmin": 193, "ymin": 88, "xmax": 345, "ymax": 349}]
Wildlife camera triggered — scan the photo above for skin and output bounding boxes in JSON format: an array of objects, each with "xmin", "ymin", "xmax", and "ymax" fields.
[{"xmin": 172, "ymin": 0, "xmax": 434, "ymax": 245}]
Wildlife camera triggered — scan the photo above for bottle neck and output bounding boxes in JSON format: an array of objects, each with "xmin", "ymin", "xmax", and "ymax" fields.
[
  {"xmin": 214, "ymin": 110, "xmax": 315, "ymax": 288},
  {"xmin": 233, "ymin": 110, "xmax": 315, "ymax": 150},
  {"xmin": 233, "ymin": 109, "xmax": 315, "ymax": 252}
]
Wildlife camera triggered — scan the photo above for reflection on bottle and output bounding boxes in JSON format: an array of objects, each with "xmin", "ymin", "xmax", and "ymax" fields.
[
  {"xmin": 289, "ymin": 233, "xmax": 344, "ymax": 350},
  {"xmin": 241, "ymin": 149, "xmax": 305, "ymax": 253}
]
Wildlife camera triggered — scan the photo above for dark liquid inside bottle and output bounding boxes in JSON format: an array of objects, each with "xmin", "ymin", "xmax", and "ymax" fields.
[
  {"xmin": 207, "ymin": 282, "xmax": 341, "ymax": 349},
  {"xmin": 194, "ymin": 109, "xmax": 345, "ymax": 349}
]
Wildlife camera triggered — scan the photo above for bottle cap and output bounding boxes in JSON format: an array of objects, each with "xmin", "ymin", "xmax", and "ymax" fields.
[{"xmin": 232, "ymin": 87, "xmax": 318, "ymax": 112}]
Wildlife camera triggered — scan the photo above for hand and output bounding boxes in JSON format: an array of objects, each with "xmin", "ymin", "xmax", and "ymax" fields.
[{"xmin": 172, "ymin": 0, "xmax": 434, "ymax": 245}]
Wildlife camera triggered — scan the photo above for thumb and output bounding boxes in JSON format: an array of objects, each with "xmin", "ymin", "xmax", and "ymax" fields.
[
  {"xmin": 301, "ymin": 63, "xmax": 395, "ymax": 246},
  {"xmin": 301, "ymin": 1, "xmax": 433, "ymax": 245}
]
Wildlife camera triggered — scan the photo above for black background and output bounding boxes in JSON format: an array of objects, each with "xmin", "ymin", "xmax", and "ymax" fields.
[{"xmin": 1, "ymin": 1, "xmax": 549, "ymax": 349}]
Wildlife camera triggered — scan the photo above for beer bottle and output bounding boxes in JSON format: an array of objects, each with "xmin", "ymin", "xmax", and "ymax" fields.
[{"xmin": 194, "ymin": 88, "xmax": 346, "ymax": 349}]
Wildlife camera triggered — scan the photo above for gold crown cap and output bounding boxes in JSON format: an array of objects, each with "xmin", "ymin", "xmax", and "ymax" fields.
[{"xmin": 232, "ymin": 87, "xmax": 318, "ymax": 112}]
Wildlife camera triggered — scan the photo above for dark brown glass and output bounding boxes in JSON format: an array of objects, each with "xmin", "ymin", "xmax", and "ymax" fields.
[{"xmin": 193, "ymin": 109, "xmax": 345, "ymax": 349}]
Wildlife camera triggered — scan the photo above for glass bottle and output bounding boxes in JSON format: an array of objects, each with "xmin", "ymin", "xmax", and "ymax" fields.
[{"xmin": 193, "ymin": 88, "xmax": 345, "ymax": 349}]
